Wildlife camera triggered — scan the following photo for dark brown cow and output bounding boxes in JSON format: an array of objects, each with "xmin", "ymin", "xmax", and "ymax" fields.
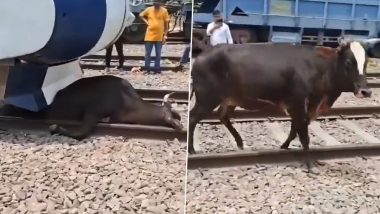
[
  {"xmin": 189, "ymin": 40, "xmax": 376, "ymax": 173},
  {"xmin": 0, "ymin": 75, "xmax": 183, "ymax": 140}
]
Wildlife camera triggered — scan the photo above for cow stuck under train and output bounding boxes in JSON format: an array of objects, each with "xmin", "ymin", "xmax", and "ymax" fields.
[
  {"xmin": 0, "ymin": 75, "xmax": 183, "ymax": 140},
  {"xmin": 188, "ymin": 39, "xmax": 380, "ymax": 173}
]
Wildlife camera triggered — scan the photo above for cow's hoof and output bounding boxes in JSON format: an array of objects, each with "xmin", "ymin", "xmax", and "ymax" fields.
[
  {"xmin": 307, "ymin": 167, "xmax": 320, "ymax": 175},
  {"xmin": 306, "ymin": 162, "xmax": 320, "ymax": 175},
  {"xmin": 237, "ymin": 144, "xmax": 244, "ymax": 150},
  {"xmin": 49, "ymin": 124, "xmax": 59, "ymax": 134},
  {"xmin": 188, "ymin": 148, "xmax": 196, "ymax": 154},
  {"xmin": 280, "ymin": 145, "xmax": 290, "ymax": 150}
]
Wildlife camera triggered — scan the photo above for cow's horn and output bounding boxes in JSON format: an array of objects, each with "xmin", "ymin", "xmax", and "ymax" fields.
[
  {"xmin": 162, "ymin": 92, "xmax": 175, "ymax": 105},
  {"xmin": 338, "ymin": 36, "xmax": 352, "ymax": 46}
]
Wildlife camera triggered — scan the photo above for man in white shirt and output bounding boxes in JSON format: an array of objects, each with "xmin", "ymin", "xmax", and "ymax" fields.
[{"xmin": 206, "ymin": 10, "xmax": 234, "ymax": 46}]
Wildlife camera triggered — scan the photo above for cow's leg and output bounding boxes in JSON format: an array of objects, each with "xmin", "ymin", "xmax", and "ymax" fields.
[
  {"xmin": 189, "ymin": 102, "xmax": 219, "ymax": 154},
  {"xmin": 49, "ymin": 113, "xmax": 99, "ymax": 141},
  {"xmin": 289, "ymin": 105, "xmax": 319, "ymax": 174},
  {"xmin": 280, "ymin": 122, "xmax": 297, "ymax": 149},
  {"xmin": 281, "ymin": 116, "xmax": 312, "ymax": 149},
  {"xmin": 218, "ymin": 105, "xmax": 243, "ymax": 150}
]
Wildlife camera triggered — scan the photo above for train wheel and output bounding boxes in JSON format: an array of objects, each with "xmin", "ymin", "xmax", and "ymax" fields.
[{"xmin": 122, "ymin": 17, "xmax": 147, "ymax": 44}]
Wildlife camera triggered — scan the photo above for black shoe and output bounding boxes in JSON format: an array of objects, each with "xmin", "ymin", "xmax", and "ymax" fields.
[
  {"xmin": 117, "ymin": 66, "xmax": 125, "ymax": 72},
  {"xmin": 173, "ymin": 64, "xmax": 184, "ymax": 72}
]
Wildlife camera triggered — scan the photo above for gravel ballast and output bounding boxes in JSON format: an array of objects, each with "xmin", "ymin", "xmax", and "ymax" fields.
[
  {"xmin": 83, "ymin": 69, "xmax": 190, "ymax": 91},
  {"xmin": 186, "ymin": 158, "xmax": 380, "ymax": 213},
  {"xmin": 83, "ymin": 44, "xmax": 190, "ymax": 91},
  {"xmin": 0, "ymin": 132, "xmax": 186, "ymax": 213}
]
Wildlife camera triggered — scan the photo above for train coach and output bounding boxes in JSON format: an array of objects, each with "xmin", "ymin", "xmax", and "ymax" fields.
[
  {"xmin": 193, "ymin": 0, "xmax": 380, "ymax": 46},
  {"xmin": 0, "ymin": 0, "xmax": 135, "ymax": 111}
]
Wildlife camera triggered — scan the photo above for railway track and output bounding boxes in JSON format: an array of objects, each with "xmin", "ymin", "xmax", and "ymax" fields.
[
  {"xmin": 0, "ymin": 116, "xmax": 187, "ymax": 142},
  {"xmin": 81, "ymin": 59, "xmax": 179, "ymax": 71},
  {"xmin": 203, "ymin": 106, "xmax": 380, "ymax": 122},
  {"xmin": 83, "ymin": 55, "xmax": 181, "ymax": 61},
  {"xmin": 136, "ymin": 88, "xmax": 188, "ymax": 104},
  {"xmin": 367, "ymin": 72, "xmax": 380, "ymax": 78},
  {"xmin": 188, "ymin": 106, "xmax": 380, "ymax": 169}
]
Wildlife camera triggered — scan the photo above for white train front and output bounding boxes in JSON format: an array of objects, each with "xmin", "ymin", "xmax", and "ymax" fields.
[{"xmin": 0, "ymin": 0, "xmax": 135, "ymax": 111}]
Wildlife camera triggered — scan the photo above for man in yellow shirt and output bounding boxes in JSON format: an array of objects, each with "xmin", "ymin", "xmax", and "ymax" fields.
[{"xmin": 139, "ymin": 0, "xmax": 170, "ymax": 74}]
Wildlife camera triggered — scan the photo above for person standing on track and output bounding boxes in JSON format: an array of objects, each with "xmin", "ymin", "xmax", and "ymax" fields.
[
  {"xmin": 139, "ymin": 0, "xmax": 170, "ymax": 74},
  {"xmin": 104, "ymin": 35, "xmax": 125, "ymax": 73},
  {"xmin": 207, "ymin": 10, "xmax": 233, "ymax": 46}
]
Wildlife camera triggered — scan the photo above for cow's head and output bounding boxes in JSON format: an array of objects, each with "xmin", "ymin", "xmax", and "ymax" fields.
[
  {"xmin": 161, "ymin": 92, "xmax": 183, "ymax": 131},
  {"xmin": 192, "ymin": 31, "xmax": 209, "ymax": 58},
  {"xmin": 337, "ymin": 40, "xmax": 372, "ymax": 98}
]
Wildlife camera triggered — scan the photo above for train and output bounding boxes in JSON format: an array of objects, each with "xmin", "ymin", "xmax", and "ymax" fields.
[
  {"xmin": 0, "ymin": 0, "xmax": 135, "ymax": 111},
  {"xmin": 193, "ymin": 0, "xmax": 380, "ymax": 46},
  {"xmin": 123, "ymin": 0, "xmax": 192, "ymax": 43}
]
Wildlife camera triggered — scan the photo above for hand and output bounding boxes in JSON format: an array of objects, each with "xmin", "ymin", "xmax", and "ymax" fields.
[
  {"xmin": 162, "ymin": 35, "xmax": 168, "ymax": 44},
  {"xmin": 212, "ymin": 23, "xmax": 222, "ymax": 32}
]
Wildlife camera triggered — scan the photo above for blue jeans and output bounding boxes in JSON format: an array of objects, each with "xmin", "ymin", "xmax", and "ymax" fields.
[
  {"xmin": 180, "ymin": 46, "xmax": 190, "ymax": 65},
  {"xmin": 145, "ymin": 42, "xmax": 162, "ymax": 73}
]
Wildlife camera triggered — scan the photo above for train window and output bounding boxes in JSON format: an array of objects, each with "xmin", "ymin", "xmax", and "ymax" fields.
[{"xmin": 270, "ymin": 0, "xmax": 295, "ymax": 16}]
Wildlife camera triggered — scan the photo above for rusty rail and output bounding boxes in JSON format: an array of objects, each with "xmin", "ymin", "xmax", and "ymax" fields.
[
  {"xmin": 187, "ymin": 144, "xmax": 380, "ymax": 169},
  {"xmin": 0, "ymin": 117, "xmax": 187, "ymax": 142}
]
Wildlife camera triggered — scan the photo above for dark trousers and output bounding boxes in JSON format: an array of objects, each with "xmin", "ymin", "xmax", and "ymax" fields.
[
  {"xmin": 145, "ymin": 41, "xmax": 163, "ymax": 73},
  {"xmin": 105, "ymin": 37, "xmax": 124, "ymax": 68},
  {"xmin": 180, "ymin": 46, "xmax": 190, "ymax": 64}
]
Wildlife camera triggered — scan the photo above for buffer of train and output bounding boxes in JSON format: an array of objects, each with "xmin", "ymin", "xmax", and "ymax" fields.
[{"xmin": 0, "ymin": 0, "xmax": 135, "ymax": 111}]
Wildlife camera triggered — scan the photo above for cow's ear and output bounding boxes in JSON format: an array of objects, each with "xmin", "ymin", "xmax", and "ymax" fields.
[
  {"xmin": 359, "ymin": 41, "xmax": 369, "ymax": 51},
  {"xmin": 338, "ymin": 37, "xmax": 348, "ymax": 46}
]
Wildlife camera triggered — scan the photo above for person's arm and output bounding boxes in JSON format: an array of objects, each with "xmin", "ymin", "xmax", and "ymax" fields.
[
  {"xmin": 206, "ymin": 23, "xmax": 213, "ymax": 36},
  {"xmin": 225, "ymin": 25, "xmax": 234, "ymax": 44},
  {"xmin": 139, "ymin": 8, "xmax": 149, "ymax": 25},
  {"xmin": 163, "ymin": 10, "xmax": 170, "ymax": 43},
  {"xmin": 164, "ymin": 10, "xmax": 170, "ymax": 37}
]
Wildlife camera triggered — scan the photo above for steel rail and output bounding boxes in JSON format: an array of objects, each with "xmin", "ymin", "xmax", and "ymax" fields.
[
  {"xmin": 201, "ymin": 106, "xmax": 380, "ymax": 123},
  {"xmin": 83, "ymin": 55, "xmax": 181, "ymax": 61},
  {"xmin": 143, "ymin": 98, "xmax": 188, "ymax": 104},
  {"xmin": 187, "ymin": 144, "xmax": 380, "ymax": 169},
  {"xmin": 0, "ymin": 117, "xmax": 187, "ymax": 142},
  {"xmin": 135, "ymin": 88, "xmax": 189, "ymax": 102},
  {"xmin": 80, "ymin": 62, "xmax": 178, "ymax": 71},
  {"xmin": 368, "ymin": 80, "xmax": 380, "ymax": 88},
  {"xmin": 367, "ymin": 72, "xmax": 380, "ymax": 78}
]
